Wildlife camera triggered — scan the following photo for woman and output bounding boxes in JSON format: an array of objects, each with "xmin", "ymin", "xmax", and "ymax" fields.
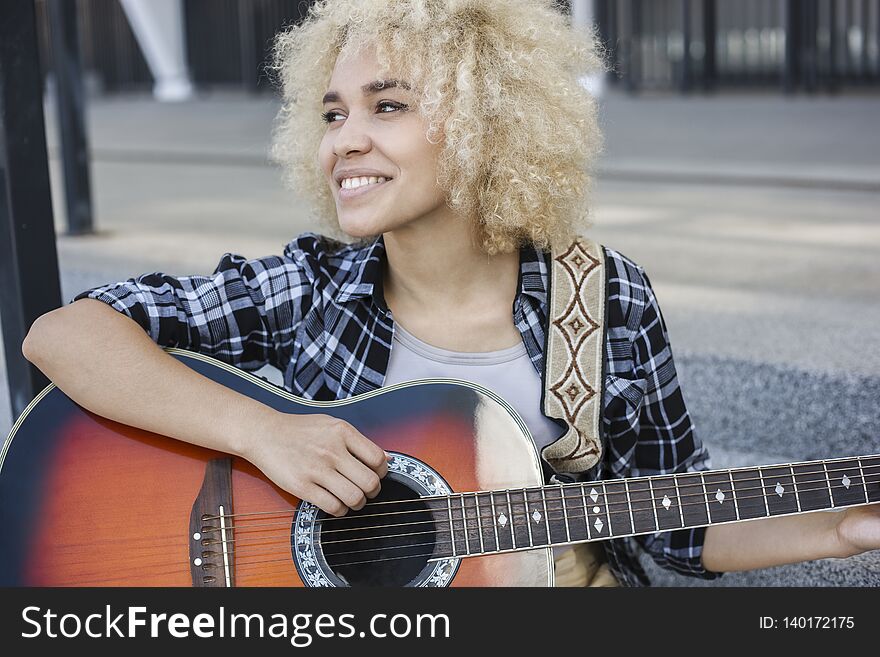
[{"xmin": 22, "ymin": 0, "xmax": 879, "ymax": 586}]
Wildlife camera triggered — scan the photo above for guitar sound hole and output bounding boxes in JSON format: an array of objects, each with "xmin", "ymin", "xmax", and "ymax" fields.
[{"xmin": 320, "ymin": 478, "xmax": 435, "ymax": 586}]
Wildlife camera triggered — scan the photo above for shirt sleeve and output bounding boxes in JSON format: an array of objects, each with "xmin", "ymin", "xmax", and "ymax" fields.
[
  {"xmin": 71, "ymin": 250, "xmax": 311, "ymax": 373},
  {"xmin": 604, "ymin": 256, "xmax": 722, "ymax": 580}
]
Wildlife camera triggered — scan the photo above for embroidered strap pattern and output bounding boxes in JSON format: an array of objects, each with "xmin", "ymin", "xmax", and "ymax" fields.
[{"xmin": 541, "ymin": 239, "xmax": 605, "ymax": 474}]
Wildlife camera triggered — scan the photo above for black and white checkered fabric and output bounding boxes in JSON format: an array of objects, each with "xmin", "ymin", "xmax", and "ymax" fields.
[{"xmin": 74, "ymin": 231, "xmax": 720, "ymax": 586}]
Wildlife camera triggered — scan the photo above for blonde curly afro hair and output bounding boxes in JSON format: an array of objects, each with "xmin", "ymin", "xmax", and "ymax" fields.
[{"xmin": 270, "ymin": 0, "xmax": 605, "ymax": 255}]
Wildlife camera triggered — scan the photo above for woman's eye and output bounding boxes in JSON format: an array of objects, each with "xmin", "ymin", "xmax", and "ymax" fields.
[{"xmin": 321, "ymin": 101, "xmax": 407, "ymax": 124}]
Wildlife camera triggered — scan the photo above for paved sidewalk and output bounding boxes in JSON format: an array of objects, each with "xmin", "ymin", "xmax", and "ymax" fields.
[{"xmin": 2, "ymin": 89, "xmax": 879, "ymax": 586}]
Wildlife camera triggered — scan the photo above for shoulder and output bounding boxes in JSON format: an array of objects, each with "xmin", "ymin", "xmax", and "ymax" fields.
[{"xmin": 602, "ymin": 247, "xmax": 657, "ymax": 332}]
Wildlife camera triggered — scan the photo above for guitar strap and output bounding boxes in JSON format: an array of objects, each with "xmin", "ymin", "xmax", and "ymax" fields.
[
  {"xmin": 540, "ymin": 237, "xmax": 606, "ymax": 475},
  {"xmin": 540, "ymin": 237, "xmax": 616, "ymax": 587}
]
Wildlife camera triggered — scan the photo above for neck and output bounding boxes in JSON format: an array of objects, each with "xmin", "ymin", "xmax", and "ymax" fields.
[
  {"xmin": 382, "ymin": 215, "xmax": 520, "ymax": 309},
  {"xmin": 425, "ymin": 454, "xmax": 880, "ymax": 560}
]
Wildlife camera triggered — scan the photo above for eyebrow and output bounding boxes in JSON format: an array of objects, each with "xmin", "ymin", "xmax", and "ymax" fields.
[{"xmin": 322, "ymin": 79, "xmax": 411, "ymax": 105}]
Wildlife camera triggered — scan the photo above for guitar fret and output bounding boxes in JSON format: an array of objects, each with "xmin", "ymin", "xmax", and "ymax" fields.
[
  {"xmin": 650, "ymin": 476, "xmax": 682, "ymax": 530},
  {"xmin": 856, "ymin": 458, "xmax": 870, "ymax": 504},
  {"xmin": 677, "ymin": 473, "xmax": 709, "ymax": 527},
  {"xmin": 647, "ymin": 478, "xmax": 660, "ymax": 531},
  {"xmin": 699, "ymin": 472, "xmax": 711, "ymax": 521},
  {"xmin": 523, "ymin": 490, "xmax": 534, "ymax": 547},
  {"xmin": 542, "ymin": 485, "xmax": 569, "ymax": 545},
  {"xmin": 763, "ymin": 466, "xmax": 798, "ymax": 516},
  {"xmin": 560, "ymin": 485, "xmax": 572, "ymax": 543},
  {"xmin": 703, "ymin": 471, "xmax": 737, "ymax": 523},
  {"xmin": 539, "ymin": 487, "xmax": 552, "ymax": 542},
  {"xmin": 459, "ymin": 495, "xmax": 470, "ymax": 555},
  {"xmin": 757, "ymin": 467, "xmax": 771, "ymax": 515},
  {"xmin": 489, "ymin": 492, "xmax": 501, "ymax": 551},
  {"xmin": 672, "ymin": 475, "xmax": 685, "ymax": 527},
  {"xmin": 827, "ymin": 459, "xmax": 865, "ymax": 508},
  {"xmin": 792, "ymin": 462, "xmax": 832, "ymax": 512},
  {"xmin": 625, "ymin": 479, "xmax": 655, "ymax": 533},
  {"xmin": 505, "ymin": 490, "xmax": 517, "ymax": 548},
  {"xmin": 602, "ymin": 482, "xmax": 613, "ymax": 535},
  {"xmin": 822, "ymin": 462, "xmax": 835, "ymax": 508},
  {"xmin": 604, "ymin": 480, "xmax": 633, "ymax": 537},
  {"xmin": 728, "ymin": 471, "xmax": 740, "ymax": 520},
  {"xmin": 789, "ymin": 465, "xmax": 802, "ymax": 513},
  {"xmin": 864, "ymin": 456, "xmax": 880, "ymax": 502},
  {"xmin": 446, "ymin": 496, "xmax": 456, "ymax": 557},
  {"xmin": 581, "ymin": 484, "xmax": 592, "ymax": 540},
  {"xmin": 623, "ymin": 479, "xmax": 636, "ymax": 534},
  {"xmin": 473, "ymin": 493, "xmax": 485, "ymax": 554},
  {"xmin": 732, "ymin": 468, "xmax": 768, "ymax": 520},
  {"xmin": 508, "ymin": 490, "xmax": 530, "ymax": 549}
]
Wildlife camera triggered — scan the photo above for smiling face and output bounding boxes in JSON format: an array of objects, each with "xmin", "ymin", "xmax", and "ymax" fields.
[{"xmin": 318, "ymin": 47, "xmax": 449, "ymax": 239}]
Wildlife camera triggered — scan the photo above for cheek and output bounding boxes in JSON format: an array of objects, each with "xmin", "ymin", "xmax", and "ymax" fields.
[{"xmin": 317, "ymin": 136, "xmax": 336, "ymax": 177}]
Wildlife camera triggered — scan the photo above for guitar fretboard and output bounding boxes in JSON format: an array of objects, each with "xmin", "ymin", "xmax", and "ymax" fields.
[{"xmin": 427, "ymin": 455, "xmax": 880, "ymax": 559}]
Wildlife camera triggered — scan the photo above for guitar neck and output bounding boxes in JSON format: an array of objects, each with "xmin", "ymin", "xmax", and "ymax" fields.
[{"xmin": 432, "ymin": 454, "xmax": 880, "ymax": 559}]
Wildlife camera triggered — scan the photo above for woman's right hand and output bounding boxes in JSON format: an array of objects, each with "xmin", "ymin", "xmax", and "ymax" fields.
[{"xmin": 240, "ymin": 410, "xmax": 389, "ymax": 517}]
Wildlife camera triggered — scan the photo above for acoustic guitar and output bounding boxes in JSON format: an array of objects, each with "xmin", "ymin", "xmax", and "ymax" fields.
[{"xmin": 1, "ymin": 349, "xmax": 877, "ymax": 586}]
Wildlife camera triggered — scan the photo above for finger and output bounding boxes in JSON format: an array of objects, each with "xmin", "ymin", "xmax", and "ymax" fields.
[
  {"xmin": 344, "ymin": 433, "xmax": 388, "ymax": 477},
  {"xmin": 320, "ymin": 469, "xmax": 368, "ymax": 512},
  {"xmin": 336, "ymin": 457, "xmax": 382, "ymax": 499},
  {"xmin": 299, "ymin": 482, "xmax": 348, "ymax": 518}
]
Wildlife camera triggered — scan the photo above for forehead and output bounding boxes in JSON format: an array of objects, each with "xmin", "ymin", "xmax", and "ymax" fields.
[{"xmin": 324, "ymin": 47, "xmax": 413, "ymax": 102}]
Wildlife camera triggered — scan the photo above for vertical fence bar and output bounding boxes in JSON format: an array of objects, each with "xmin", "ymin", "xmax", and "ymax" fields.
[
  {"xmin": 702, "ymin": 0, "xmax": 716, "ymax": 89},
  {"xmin": 47, "ymin": 0, "xmax": 94, "ymax": 235},
  {"xmin": 0, "ymin": 0, "xmax": 63, "ymax": 419}
]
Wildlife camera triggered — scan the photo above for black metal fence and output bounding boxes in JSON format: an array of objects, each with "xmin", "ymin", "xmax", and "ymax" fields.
[
  {"xmin": 597, "ymin": 0, "xmax": 880, "ymax": 92},
  {"xmin": 34, "ymin": 0, "xmax": 880, "ymax": 94}
]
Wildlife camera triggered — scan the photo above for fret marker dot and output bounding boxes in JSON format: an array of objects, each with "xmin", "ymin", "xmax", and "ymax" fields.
[
  {"xmin": 662, "ymin": 495, "xmax": 672, "ymax": 510},
  {"xmin": 774, "ymin": 482, "xmax": 785, "ymax": 497},
  {"xmin": 193, "ymin": 558, "xmax": 202, "ymax": 566},
  {"xmin": 532, "ymin": 510, "xmax": 542, "ymax": 523},
  {"xmin": 589, "ymin": 488, "xmax": 599, "ymax": 503},
  {"xmin": 715, "ymin": 489, "xmax": 725, "ymax": 504},
  {"xmin": 192, "ymin": 532, "xmax": 201, "ymax": 541},
  {"xmin": 593, "ymin": 518, "xmax": 604, "ymax": 533},
  {"xmin": 497, "ymin": 513, "xmax": 507, "ymax": 527},
  {"xmin": 842, "ymin": 475, "xmax": 851, "ymax": 489}
]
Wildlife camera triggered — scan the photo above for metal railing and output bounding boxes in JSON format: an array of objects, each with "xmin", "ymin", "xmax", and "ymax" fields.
[{"xmin": 33, "ymin": 0, "xmax": 880, "ymax": 94}]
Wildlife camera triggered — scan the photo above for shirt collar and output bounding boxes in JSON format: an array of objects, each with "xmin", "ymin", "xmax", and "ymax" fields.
[{"xmin": 334, "ymin": 234, "xmax": 549, "ymax": 311}]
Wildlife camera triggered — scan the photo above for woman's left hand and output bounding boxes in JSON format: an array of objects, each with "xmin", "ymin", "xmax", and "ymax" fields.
[{"xmin": 834, "ymin": 503, "xmax": 880, "ymax": 556}]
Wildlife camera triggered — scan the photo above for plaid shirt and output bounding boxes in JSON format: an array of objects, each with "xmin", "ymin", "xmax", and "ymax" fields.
[{"xmin": 74, "ymin": 232, "xmax": 721, "ymax": 586}]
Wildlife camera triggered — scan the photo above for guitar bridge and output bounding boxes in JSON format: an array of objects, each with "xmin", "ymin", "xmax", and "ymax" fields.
[{"xmin": 188, "ymin": 458, "xmax": 234, "ymax": 587}]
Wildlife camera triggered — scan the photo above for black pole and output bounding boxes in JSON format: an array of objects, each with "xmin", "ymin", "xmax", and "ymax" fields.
[
  {"xmin": 238, "ymin": 0, "xmax": 257, "ymax": 92},
  {"xmin": 680, "ymin": 0, "xmax": 692, "ymax": 92},
  {"xmin": 0, "ymin": 0, "xmax": 63, "ymax": 419},
  {"xmin": 783, "ymin": 0, "xmax": 799, "ymax": 93},
  {"xmin": 46, "ymin": 0, "xmax": 94, "ymax": 235},
  {"xmin": 701, "ymin": 0, "xmax": 716, "ymax": 91}
]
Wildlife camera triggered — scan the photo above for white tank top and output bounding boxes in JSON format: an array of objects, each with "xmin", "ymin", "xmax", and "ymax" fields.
[{"xmin": 382, "ymin": 322, "xmax": 565, "ymax": 455}]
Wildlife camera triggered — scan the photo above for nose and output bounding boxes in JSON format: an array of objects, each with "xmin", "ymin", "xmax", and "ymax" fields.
[{"xmin": 332, "ymin": 112, "xmax": 372, "ymax": 158}]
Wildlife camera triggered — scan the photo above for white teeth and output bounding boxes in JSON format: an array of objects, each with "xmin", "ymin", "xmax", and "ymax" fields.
[{"xmin": 341, "ymin": 175, "xmax": 389, "ymax": 190}]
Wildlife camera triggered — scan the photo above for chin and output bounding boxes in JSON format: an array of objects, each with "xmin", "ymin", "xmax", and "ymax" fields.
[{"xmin": 337, "ymin": 214, "xmax": 392, "ymax": 239}]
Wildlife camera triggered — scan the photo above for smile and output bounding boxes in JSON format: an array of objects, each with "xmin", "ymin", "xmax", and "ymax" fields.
[{"xmin": 338, "ymin": 178, "xmax": 392, "ymax": 201}]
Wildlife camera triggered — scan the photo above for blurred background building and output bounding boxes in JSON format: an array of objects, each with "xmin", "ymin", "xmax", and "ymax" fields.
[{"xmin": 31, "ymin": 0, "xmax": 880, "ymax": 97}]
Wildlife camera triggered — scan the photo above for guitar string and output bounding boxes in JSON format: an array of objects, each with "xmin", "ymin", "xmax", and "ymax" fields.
[
  {"xmin": 194, "ymin": 474, "xmax": 880, "ymax": 564},
  {"xmin": 204, "ymin": 471, "xmax": 880, "ymax": 555},
  {"xmin": 46, "ymin": 470, "xmax": 878, "ymax": 572},
  {"xmin": 202, "ymin": 463, "xmax": 880, "ymax": 538},
  {"xmin": 56, "ymin": 468, "xmax": 880, "ymax": 574},
  {"xmin": 216, "ymin": 468, "xmax": 880, "ymax": 551},
  {"xmin": 200, "ymin": 459, "xmax": 880, "ymax": 523},
  {"xmin": 199, "ymin": 467, "xmax": 880, "ymax": 538}
]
